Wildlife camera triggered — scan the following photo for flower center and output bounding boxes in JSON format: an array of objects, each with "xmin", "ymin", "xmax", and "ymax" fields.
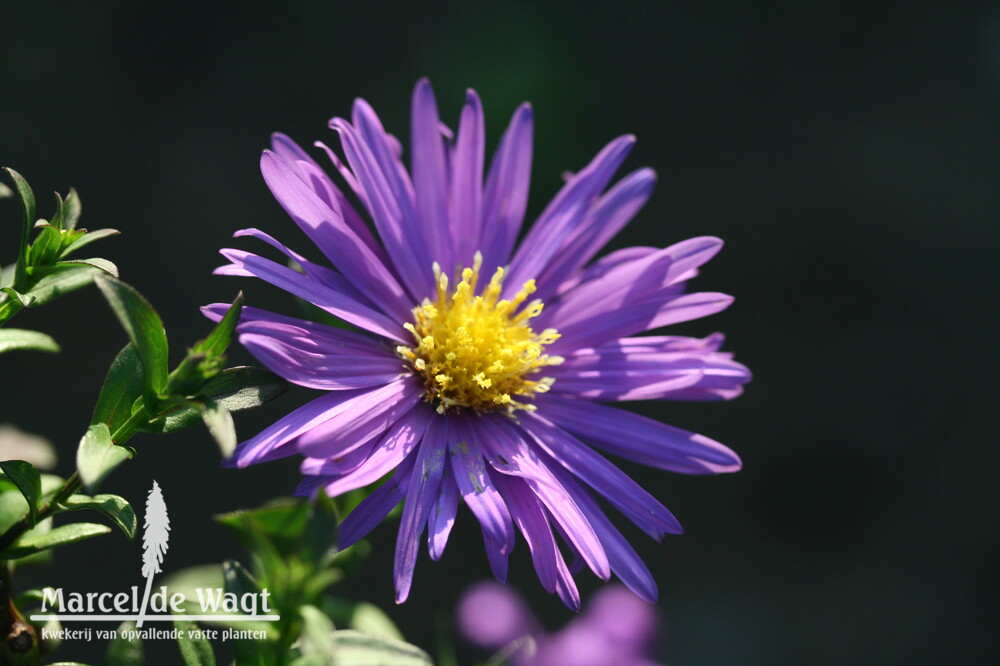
[{"xmin": 397, "ymin": 251, "xmax": 562, "ymax": 414}]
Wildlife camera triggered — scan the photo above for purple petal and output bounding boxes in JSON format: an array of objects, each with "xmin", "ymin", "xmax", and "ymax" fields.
[
  {"xmin": 410, "ymin": 78, "xmax": 453, "ymax": 270},
  {"xmin": 295, "ymin": 377, "xmax": 422, "ymax": 460},
  {"xmin": 299, "ymin": 438, "xmax": 375, "ymax": 477},
  {"xmin": 204, "ymin": 303, "xmax": 406, "ymax": 391},
  {"xmin": 449, "ymin": 89, "xmax": 486, "ymax": 267},
  {"xmin": 550, "ymin": 291, "xmax": 735, "ymax": 354},
  {"xmin": 471, "ymin": 416, "xmax": 610, "ymax": 581},
  {"xmin": 556, "ymin": 246, "xmax": 660, "ymax": 296},
  {"xmin": 260, "ymin": 151, "xmax": 413, "ymax": 321},
  {"xmin": 536, "ymin": 393, "xmax": 742, "ymax": 475},
  {"xmin": 331, "ymin": 115, "xmax": 434, "ymax": 301},
  {"xmin": 492, "ymin": 473, "xmax": 559, "ymax": 593},
  {"xmin": 270, "ymin": 133, "xmax": 385, "ymax": 258},
  {"xmin": 480, "ymin": 103, "xmax": 533, "ymax": 277},
  {"xmin": 536, "ymin": 168, "xmax": 657, "ymax": 301},
  {"xmin": 520, "ymin": 413, "xmax": 683, "ymax": 540},
  {"xmin": 448, "ymin": 419, "xmax": 516, "ymax": 556},
  {"xmin": 541, "ymin": 237, "xmax": 723, "ymax": 331},
  {"xmin": 215, "ymin": 248, "xmax": 408, "ymax": 342},
  {"xmin": 312, "ymin": 407, "xmax": 432, "ymax": 497},
  {"xmin": 554, "ymin": 469, "xmax": 659, "ymax": 603},
  {"xmin": 504, "ymin": 135, "xmax": 635, "ymax": 296},
  {"xmin": 226, "ymin": 389, "xmax": 382, "ymax": 468},
  {"xmin": 428, "ymin": 466, "xmax": 460, "ymax": 561},
  {"xmin": 394, "ymin": 419, "xmax": 449, "ymax": 603},
  {"xmin": 338, "ymin": 455, "xmax": 414, "ymax": 549},
  {"xmin": 548, "ymin": 336, "xmax": 751, "ymax": 402}
]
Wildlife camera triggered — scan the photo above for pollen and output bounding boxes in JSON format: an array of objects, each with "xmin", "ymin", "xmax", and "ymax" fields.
[{"xmin": 398, "ymin": 251, "xmax": 563, "ymax": 414}]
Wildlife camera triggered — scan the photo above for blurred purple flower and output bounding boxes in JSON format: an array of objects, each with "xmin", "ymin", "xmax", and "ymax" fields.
[
  {"xmin": 207, "ymin": 79, "xmax": 749, "ymax": 607},
  {"xmin": 458, "ymin": 581, "xmax": 663, "ymax": 666}
]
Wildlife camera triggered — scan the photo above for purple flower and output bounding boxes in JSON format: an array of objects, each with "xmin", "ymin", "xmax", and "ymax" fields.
[
  {"xmin": 458, "ymin": 581, "xmax": 663, "ymax": 666},
  {"xmin": 207, "ymin": 79, "xmax": 750, "ymax": 607}
]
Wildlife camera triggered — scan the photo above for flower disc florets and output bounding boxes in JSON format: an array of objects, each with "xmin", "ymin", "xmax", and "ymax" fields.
[{"xmin": 397, "ymin": 251, "xmax": 562, "ymax": 414}]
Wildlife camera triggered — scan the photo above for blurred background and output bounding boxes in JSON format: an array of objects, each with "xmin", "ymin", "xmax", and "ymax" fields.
[{"xmin": 2, "ymin": 1, "xmax": 998, "ymax": 663}]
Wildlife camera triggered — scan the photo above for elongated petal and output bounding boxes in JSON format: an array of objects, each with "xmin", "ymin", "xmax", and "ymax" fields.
[
  {"xmin": 492, "ymin": 473, "xmax": 559, "ymax": 594},
  {"xmin": 472, "ymin": 416, "xmax": 610, "ymax": 580},
  {"xmin": 295, "ymin": 377, "xmax": 422, "ymax": 459},
  {"xmin": 428, "ymin": 466, "xmax": 460, "ymax": 561},
  {"xmin": 410, "ymin": 78, "xmax": 453, "ymax": 270},
  {"xmin": 521, "ymin": 413, "xmax": 683, "ymax": 540},
  {"xmin": 480, "ymin": 103, "xmax": 533, "ymax": 276},
  {"xmin": 204, "ymin": 303, "xmax": 405, "ymax": 391},
  {"xmin": 226, "ymin": 388, "xmax": 380, "ymax": 468},
  {"xmin": 449, "ymin": 419, "xmax": 515, "ymax": 555},
  {"xmin": 216, "ymin": 248, "xmax": 408, "ymax": 342},
  {"xmin": 555, "ymin": 246, "xmax": 658, "ymax": 296},
  {"xmin": 395, "ymin": 419, "xmax": 449, "ymax": 603},
  {"xmin": 552, "ymin": 470, "xmax": 659, "ymax": 602},
  {"xmin": 260, "ymin": 150, "xmax": 412, "ymax": 320},
  {"xmin": 338, "ymin": 455, "xmax": 413, "ymax": 549},
  {"xmin": 449, "ymin": 89, "xmax": 486, "ymax": 266},
  {"xmin": 536, "ymin": 393, "xmax": 742, "ymax": 474},
  {"xmin": 541, "ymin": 237, "xmax": 723, "ymax": 331},
  {"xmin": 549, "ymin": 339, "xmax": 751, "ymax": 401},
  {"xmin": 270, "ymin": 132, "xmax": 385, "ymax": 258},
  {"xmin": 332, "ymin": 115, "xmax": 434, "ymax": 300},
  {"xmin": 309, "ymin": 407, "xmax": 432, "ymax": 496},
  {"xmin": 535, "ymin": 168, "xmax": 657, "ymax": 301},
  {"xmin": 505, "ymin": 135, "xmax": 635, "ymax": 295},
  {"xmin": 551, "ymin": 291, "xmax": 734, "ymax": 354}
]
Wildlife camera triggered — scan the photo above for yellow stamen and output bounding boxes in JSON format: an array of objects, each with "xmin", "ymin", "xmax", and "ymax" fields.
[{"xmin": 398, "ymin": 251, "xmax": 562, "ymax": 414}]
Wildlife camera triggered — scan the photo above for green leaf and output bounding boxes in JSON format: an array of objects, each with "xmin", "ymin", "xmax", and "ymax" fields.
[
  {"xmin": 59, "ymin": 228, "xmax": 119, "ymax": 258},
  {"xmin": 94, "ymin": 275, "xmax": 169, "ymax": 407},
  {"xmin": 0, "ymin": 286, "xmax": 35, "ymax": 307},
  {"xmin": 92, "ymin": 345, "xmax": 145, "ymax": 432},
  {"xmin": 295, "ymin": 605, "xmax": 336, "ymax": 662},
  {"xmin": 141, "ymin": 367, "xmax": 287, "ymax": 434},
  {"xmin": 201, "ymin": 401, "xmax": 236, "ymax": 458},
  {"xmin": 0, "ymin": 522, "xmax": 110, "ymax": 559},
  {"xmin": 60, "ymin": 188, "xmax": 82, "ymax": 230},
  {"xmin": 349, "ymin": 603, "xmax": 404, "ymax": 641},
  {"xmin": 305, "ymin": 489, "xmax": 339, "ymax": 568},
  {"xmin": 0, "ymin": 461, "xmax": 41, "ymax": 526},
  {"xmin": 329, "ymin": 630, "xmax": 433, "ymax": 666},
  {"xmin": 0, "ymin": 329, "xmax": 59, "ymax": 354},
  {"xmin": 173, "ymin": 618, "xmax": 217, "ymax": 666},
  {"xmin": 197, "ymin": 292, "xmax": 243, "ymax": 360},
  {"xmin": 205, "ymin": 366, "xmax": 288, "ymax": 411},
  {"xmin": 76, "ymin": 423, "xmax": 133, "ymax": 490},
  {"xmin": 222, "ymin": 560, "xmax": 261, "ymax": 598},
  {"xmin": 57, "ymin": 257, "xmax": 119, "ymax": 278},
  {"xmin": 215, "ymin": 499, "xmax": 310, "ymax": 555},
  {"xmin": 167, "ymin": 293, "xmax": 245, "ymax": 397},
  {"xmin": 2, "ymin": 167, "xmax": 36, "ymax": 291},
  {"xmin": 107, "ymin": 621, "xmax": 143, "ymax": 666},
  {"xmin": 28, "ymin": 224, "xmax": 62, "ymax": 266},
  {"xmin": 22, "ymin": 263, "xmax": 106, "ymax": 306},
  {"xmin": 60, "ymin": 493, "xmax": 137, "ymax": 540}
]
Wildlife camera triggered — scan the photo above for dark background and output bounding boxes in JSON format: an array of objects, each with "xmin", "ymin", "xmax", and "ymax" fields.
[{"xmin": 2, "ymin": 1, "xmax": 998, "ymax": 664}]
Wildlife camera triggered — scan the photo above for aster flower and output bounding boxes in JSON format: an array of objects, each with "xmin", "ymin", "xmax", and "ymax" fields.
[
  {"xmin": 458, "ymin": 581, "xmax": 662, "ymax": 666},
  {"xmin": 207, "ymin": 79, "xmax": 750, "ymax": 608}
]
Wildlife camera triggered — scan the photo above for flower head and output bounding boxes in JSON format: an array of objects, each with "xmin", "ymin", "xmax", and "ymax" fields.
[
  {"xmin": 458, "ymin": 581, "xmax": 663, "ymax": 666},
  {"xmin": 208, "ymin": 79, "xmax": 750, "ymax": 607}
]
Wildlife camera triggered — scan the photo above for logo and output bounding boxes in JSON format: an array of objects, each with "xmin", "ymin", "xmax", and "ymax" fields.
[{"xmin": 30, "ymin": 481, "xmax": 279, "ymax": 642}]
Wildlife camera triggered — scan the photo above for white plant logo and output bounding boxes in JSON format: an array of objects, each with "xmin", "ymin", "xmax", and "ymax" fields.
[
  {"xmin": 30, "ymin": 479, "xmax": 278, "ymax": 634},
  {"xmin": 136, "ymin": 480, "xmax": 169, "ymax": 628}
]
